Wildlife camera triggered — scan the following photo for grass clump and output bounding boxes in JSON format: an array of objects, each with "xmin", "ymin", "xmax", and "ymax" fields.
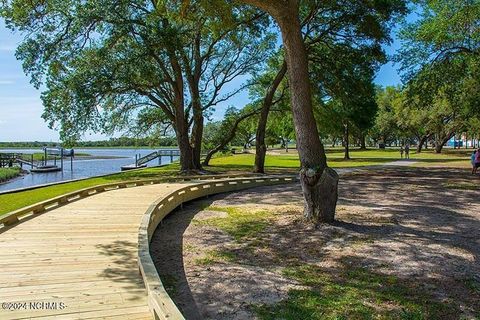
[
  {"xmin": 463, "ymin": 277, "xmax": 480, "ymax": 294},
  {"xmin": 254, "ymin": 264, "xmax": 454, "ymax": 320},
  {"xmin": 442, "ymin": 182, "xmax": 478, "ymax": 190},
  {"xmin": 195, "ymin": 206, "xmax": 272, "ymax": 241},
  {"xmin": 195, "ymin": 249, "xmax": 237, "ymax": 266},
  {"xmin": 0, "ymin": 167, "xmax": 21, "ymax": 183}
]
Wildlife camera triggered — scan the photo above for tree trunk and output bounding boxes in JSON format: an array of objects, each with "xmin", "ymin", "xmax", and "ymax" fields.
[
  {"xmin": 359, "ymin": 133, "xmax": 366, "ymax": 150},
  {"xmin": 344, "ymin": 122, "xmax": 350, "ymax": 160},
  {"xmin": 253, "ymin": 61, "xmax": 287, "ymax": 173},
  {"xmin": 416, "ymin": 134, "xmax": 431, "ymax": 153},
  {"xmin": 435, "ymin": 131, "xmax": 454, "ymax": 154},
  {"xmin": 241, "ymin": 0, "xmax": 339, "ymax": 223},
  {"xmin": 176, "ymin": 122, "xmax": 195, "ymax": 171},
  {"xmin": 191, "ymin": 105, "xmax": 203, "ymax": 170},
  {"xmin": 168, "ymin": 47, "xmax": 198, "ymax": 172},
  {"xmin": 276, "ymin": 5, "xmax": 338, "ymax": 223}
]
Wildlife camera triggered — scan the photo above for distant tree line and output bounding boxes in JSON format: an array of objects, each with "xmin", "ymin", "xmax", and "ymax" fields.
[{"xmin": 0, "ymin": 137, "xmax": 178, "ymax": 149}]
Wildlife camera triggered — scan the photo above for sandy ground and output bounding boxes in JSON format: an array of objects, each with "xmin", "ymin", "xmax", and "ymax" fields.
[{"xmin": 150, "ymin": 167, "xmax": 480, "ymax": 319}]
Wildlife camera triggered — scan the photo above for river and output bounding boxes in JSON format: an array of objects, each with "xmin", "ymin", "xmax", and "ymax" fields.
[{"xmin": 0, "ymin": 148, "xmax": 179, "ymax": 192}]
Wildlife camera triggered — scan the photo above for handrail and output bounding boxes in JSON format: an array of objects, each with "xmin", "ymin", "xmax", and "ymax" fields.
[
  {"xmin": 138, "ymin": 175, "xmax": 298, "ymax": 319},
  {"xmin": 0, "ymin": 172, "xmax": 262, "ymax": 228},
  {"xmin": 137, "ymin": 151, "xmax": 160, "ymax": 166}
]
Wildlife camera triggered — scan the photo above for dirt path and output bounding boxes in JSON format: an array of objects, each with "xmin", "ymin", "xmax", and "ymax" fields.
[{"xmin": 151, "ymin": 167, "xmax": 480, "ymax": 319}]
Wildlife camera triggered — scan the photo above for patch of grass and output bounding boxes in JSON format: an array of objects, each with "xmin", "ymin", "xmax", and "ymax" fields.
[
  {"xmin": 183, "ymin": 243, "xmax": 197, "ymax": 252},
  {"xmin": 349, "ymin": 236, "xmax": 376, "ymax": 248},
  {"xmin": 0, "ymin": 167, "xmax": 21, "ymax": 183},
  {"xmin": 194, "ymin": 249, "xmax": 237, "ymax": 266},
  {"xmin": 196, "ymin": 206, "xmax": 272, "ymax": 241},
  {"xmin": 254, "ymin": 264, "xmax": 454, "ymax": 320},
  {"xmin": 442, "ymin": 182, "xmax": 478, "ymax": 190},
  {"xmin": 207, "ymin": 153, "xmax": 391, "ymax": 170},
  {"xmin": 463, "ymin": 277, "xmax": 480, "ymax": 294}
]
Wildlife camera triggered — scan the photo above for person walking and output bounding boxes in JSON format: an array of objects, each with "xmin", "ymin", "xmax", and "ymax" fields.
[
  {"xmin": 400, "ymin": 145, "xmax": 404, "ymax": 159},
  {"xmin": 405, "ymin": 144, "xmax": 410, "ymax": 159},
  {"xmin": 472, "ymin": 150, "xmax": 477, "ymax": 174},
  {"xmin": 474, "ymin": 149, "xmax": 480, "ymax": 174}
]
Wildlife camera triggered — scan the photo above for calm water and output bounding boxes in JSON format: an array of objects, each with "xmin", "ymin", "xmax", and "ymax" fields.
[{"xmin": 0, "ymin": 148, "xmax": 179, "ymax": 192}]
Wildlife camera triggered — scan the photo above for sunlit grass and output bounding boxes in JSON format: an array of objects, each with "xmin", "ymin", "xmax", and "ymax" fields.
[
  {"xmin": 207, "ymin": 148, "xmax": 471, "ymax": 170},
  {"xmin": 207, "ymin": 153, "xmax": 391, "ymax": 170},
  {"xmin": 0, "ymin": 167, "xmax": 21, "ymax": 183}
]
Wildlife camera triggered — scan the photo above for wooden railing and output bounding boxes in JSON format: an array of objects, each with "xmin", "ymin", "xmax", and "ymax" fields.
[
  {"xmin": 137, "ymin": 175, "xmax": 298, "ymax": 320},
  {"xmin": 0, "ymin": 173, "xmax": 262, "ymax": 228}
]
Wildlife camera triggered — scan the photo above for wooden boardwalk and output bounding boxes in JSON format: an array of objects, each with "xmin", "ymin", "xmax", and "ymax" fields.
[{"xmin": 0, "ymin": 182, "xmax": 189, "ymax": 320}]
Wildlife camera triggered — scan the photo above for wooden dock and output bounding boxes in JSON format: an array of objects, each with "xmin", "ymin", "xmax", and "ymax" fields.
[
  {"xmin": 0, "ymin": 182, "xmax": 187, "ymax": 319},
  {"xmin": 121, "ymin": 150, "xmax": 180, "ymax": 171}
]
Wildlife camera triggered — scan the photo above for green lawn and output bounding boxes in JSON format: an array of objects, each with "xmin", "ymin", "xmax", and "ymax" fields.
[
  {"xmin": 326, "ymin": 147, "xmax": 472, "ymax": 160},
  {"xmin": 208, "ymin": 152, "xmax": 393, "ymax": 169},
  {"xmin": 208, "ymin": 148, "xmax": 470, "ymax": 170}
]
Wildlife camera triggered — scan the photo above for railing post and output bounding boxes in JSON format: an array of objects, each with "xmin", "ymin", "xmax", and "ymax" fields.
[{"xmin": 60, "ymin": 148, "xmax": 64, "ymax": 172}]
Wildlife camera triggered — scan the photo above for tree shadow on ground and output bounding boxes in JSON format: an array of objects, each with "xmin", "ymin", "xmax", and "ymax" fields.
[{"xmin": 150, "ymin": 166, "xmax": 480, "ymax": 319}]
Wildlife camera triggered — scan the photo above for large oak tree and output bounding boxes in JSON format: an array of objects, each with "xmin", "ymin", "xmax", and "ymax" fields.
[{"xmin": 1, "ymin": 0, "xmax": 272, "ymax": 171}]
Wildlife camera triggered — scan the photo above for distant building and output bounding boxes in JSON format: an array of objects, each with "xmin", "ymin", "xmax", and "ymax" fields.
[{"xmin": 447, "ymin": 134, "xmax": 477, "ymax": 148}]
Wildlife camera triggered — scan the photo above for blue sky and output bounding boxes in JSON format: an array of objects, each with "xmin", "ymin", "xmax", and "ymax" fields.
[{"xmin": 0, "ymin": 21, "xmax": 402, "ymax": 142}]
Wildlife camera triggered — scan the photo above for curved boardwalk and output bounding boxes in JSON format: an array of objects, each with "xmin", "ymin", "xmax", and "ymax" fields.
[{"xmin": 0, "ymin": 182, "xmax": 189, "ymax": 320}]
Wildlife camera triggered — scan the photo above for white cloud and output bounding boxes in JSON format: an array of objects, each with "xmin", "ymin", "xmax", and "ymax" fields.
[{"xmin": 0, "ymin": 80, "xmax": 14, "ymax": 85}]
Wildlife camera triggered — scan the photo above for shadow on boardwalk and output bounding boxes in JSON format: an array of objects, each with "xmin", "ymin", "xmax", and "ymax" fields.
[{"xmin": 96, "ymin": 240, "xmax": 149, "ymax": 302}]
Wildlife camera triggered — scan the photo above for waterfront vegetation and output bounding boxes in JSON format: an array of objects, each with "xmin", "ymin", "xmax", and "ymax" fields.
[{"xmin": 0, "ymin": 167, "xmax": 21, "ymax": 183}]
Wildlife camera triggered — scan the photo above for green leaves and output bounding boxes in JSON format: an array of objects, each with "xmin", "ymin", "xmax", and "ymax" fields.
[
  {"xmin": 395, "ymin": 0, "xmax": 480, "ymax": 142},
  {"xmin": 1, "ymin": 0, "xmax": 272, "ymax": 145}
]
